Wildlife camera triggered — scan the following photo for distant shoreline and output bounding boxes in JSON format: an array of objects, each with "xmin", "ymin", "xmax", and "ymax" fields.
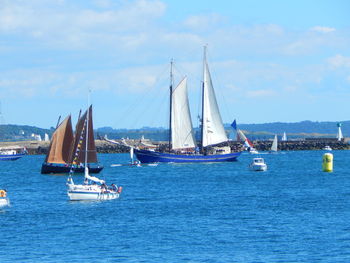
[{"xmin": 0, "ymin": 139, "xmax": 349, "ymax": 155}]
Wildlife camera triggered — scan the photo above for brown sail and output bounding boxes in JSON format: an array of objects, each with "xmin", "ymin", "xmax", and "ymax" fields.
[
  {"xmin": 70, "ymin": 105, "xmax": 98, "ymax": 165},
  {"xmin": 45, "ymin": 115, "xmax": 74, "ymax": 164}
]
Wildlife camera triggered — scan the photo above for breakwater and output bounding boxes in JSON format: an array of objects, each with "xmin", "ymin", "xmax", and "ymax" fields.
[
  {"xmin": 0, "ymin": 139, "xmax": 349, "ymax": 155},
  {"xmin": 248, "ymin": 140, "xmax": 349, "ymax": 151}
]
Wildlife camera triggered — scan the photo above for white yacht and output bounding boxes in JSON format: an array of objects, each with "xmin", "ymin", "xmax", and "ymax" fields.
[
  {"xmin": 249, "ymin": 158, "xmax": 267, "ymax": 171},
  {"xmin": 66, "ymin": 101, "xmax": 122, "ymax": 201}
]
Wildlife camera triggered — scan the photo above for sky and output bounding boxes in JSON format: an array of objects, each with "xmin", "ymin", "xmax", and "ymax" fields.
[{"xmin": 0, "ymin": 0, "xmax": 349, "ymax": 129}]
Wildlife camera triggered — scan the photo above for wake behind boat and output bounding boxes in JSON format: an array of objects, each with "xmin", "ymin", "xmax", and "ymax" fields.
[
  {"xmin": 0, "ymin": 189, "xmax": 10, "ymax": 208},
  {"xmin": 134, "ymin": 47, "xmax": 241, "ymax": 163}
]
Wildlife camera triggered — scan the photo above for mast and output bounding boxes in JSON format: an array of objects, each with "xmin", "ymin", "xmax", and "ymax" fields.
[
  {"xmin": 85, "ymin": 91, "xmax": 90, "ymax": 175},
  {"xmin": 169, "ymin": 59, "xmax": 173, "ymax": 153},
  {"xmin": 200, "ymin": 45, "xmax": 207, "ymax": 153},
  {"xmin": 55, "ymin": 115, "xmax": 61, "ymax": 129}
]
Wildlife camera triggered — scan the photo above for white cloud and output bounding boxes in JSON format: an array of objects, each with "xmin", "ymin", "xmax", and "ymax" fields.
[
  {"xmin": 327, "ymin": 54, "xmax": 350, "ymax": 69},
  {"xmin": 183, "ymin": 13, "xmax": 225, "ymax": 30},
  {"xmin": 310, "ymin": 26, "xmax": 336, "ymax": 33},
  {"xmin": 0, "ymin": 0, "xmax": 166, "ymax": 49},
  {"xmin": 246, "ymin": 89, "xmax": 275, "ymax": 98}
]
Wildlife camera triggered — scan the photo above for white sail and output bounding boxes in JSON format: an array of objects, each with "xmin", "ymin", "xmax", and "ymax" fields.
[
  {"xmin": 282, "ymin": 132, "xmax": 287, "ymax": 141},
  {"xmin": 237, "ymin": 129, "xmax": 247, "ymax": 141},
  {"xmin": 171, "ymin": 77, "xmax": 196, "ymax": 150},
  {"xmin": 271, "ymin": 135, "xmax": 278, "ymax": 152},
  {"xmin": 202, "ymin": 52, "xmax": 228, "ymax": 147},
  {"xmin": 337, "ymin": 123, "xmax": 343, "ymax": 141},
  {"xmin": 130, "ymin": 147, "xmax": 134, "ymax": 161}
]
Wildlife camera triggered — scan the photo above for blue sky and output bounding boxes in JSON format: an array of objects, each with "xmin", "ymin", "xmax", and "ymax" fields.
[{"xmin": 0, "ymin": 0, "xmax": 349, "ymax": 129}]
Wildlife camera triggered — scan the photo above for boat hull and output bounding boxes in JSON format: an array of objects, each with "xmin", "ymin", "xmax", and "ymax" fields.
[
  {"xmin": 134, "ymin": 149, "xmax": 241, "ymax": 163},
  {"xmin": 0, "ymin": 153, "xmax": 26, "ymax": 161},
  {"xmin": 41, "ymin": 163, "xmax": 103, "ymax": 174},
  {"xmin": 67, "ymin": 190, "xmax": 119, "ymax": 201},
  {"xmin": 250, "ymin": 164, "xmax": 267, "ymax": 171}
]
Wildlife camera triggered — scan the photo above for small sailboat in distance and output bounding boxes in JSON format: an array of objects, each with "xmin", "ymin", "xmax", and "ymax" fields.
[
  {"xmin": 67, "ymin": 101, "xmax": 121, "ymax": 201},
  {"xmin": 270, "ymin": 134, "xmax": 278, "ymax": 152},
  {"xmin": 130, "ymin": 147, "xmax": 141, "ymax": 166},
  {"xmin": 282, "ymin": 132, "xmax": 287, "ymax": 141}
]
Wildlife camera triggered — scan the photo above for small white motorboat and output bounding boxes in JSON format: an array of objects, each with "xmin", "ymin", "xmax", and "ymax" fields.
[
  {"xmin": 323, "ymin": 145, "xmax": 332, "ymax": 151},
  {"xmin": 0, "ymin": 190, "xmax": 10, "ymax": 208},
  {"xmin": 249, "ymin": 158, "xmax": 267, "ymax": 171}
]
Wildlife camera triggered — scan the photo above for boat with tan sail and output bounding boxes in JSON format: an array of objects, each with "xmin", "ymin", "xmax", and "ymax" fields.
[{"xmin": 41, "ymin": 106, "xmax": 103, "ymax": 174}]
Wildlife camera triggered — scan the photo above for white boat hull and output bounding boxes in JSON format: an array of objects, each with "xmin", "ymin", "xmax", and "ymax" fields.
[
  {"xmin": 67, "ymin": 184, "xmax": 120, "ymax": 201},
  {"xmin": 250, "ymin": 163, "xmax": 267, "ymax": 171},
  {"xmin": 0, "ymin": 197, "xmax": 10, "ymax": 208},
  {"xmin": 68, "ymin": 191, "xmax": 119, "ymax": 201}
]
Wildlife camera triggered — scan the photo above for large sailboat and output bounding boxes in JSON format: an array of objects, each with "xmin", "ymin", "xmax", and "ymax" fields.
[
  {"xmin": 41, "ymin": 107, "xmax": 103, "ymax": 174},
  {"xmin": 67, "ymin": 104, "xmax": 122, "ymax": 201},
  {"xmin": 134, "ymin": 47, "xmax": 241, "ymax": 163}
]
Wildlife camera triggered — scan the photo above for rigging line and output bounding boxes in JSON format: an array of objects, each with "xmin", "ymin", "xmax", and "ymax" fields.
[
  {"xmin": 129, "ymin": 75, "xmax": 169, "ymax": 129},
  {"xmin": 113, "ymin": 63, "xmax": 171, "ymax": 129}
]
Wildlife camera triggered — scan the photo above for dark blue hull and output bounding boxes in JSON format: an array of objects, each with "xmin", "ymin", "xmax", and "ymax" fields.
[
  {"xmin": 134, "ymin": 149, "xmax": 241, "ymax": 163},
  {"xmin": 41, "ymin": 163, "xmax": 103, "ymax": 174},
  {"xmin": 0, "ymin": 153, "xmax": 26, "ymax": 161}
]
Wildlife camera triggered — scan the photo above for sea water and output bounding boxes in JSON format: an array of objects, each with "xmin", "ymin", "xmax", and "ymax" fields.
[{"xmin": 1, "ymin": 151, "xmax": 350, "ymax": 262}]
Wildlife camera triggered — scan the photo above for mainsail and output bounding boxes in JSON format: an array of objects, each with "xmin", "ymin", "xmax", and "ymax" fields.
[
  {"xmin": 282, "ymin": 132, "xmax": 287, "ymax": 141},
  {"xmin": 171, "ymin": 77, "xmax": 196, "ymax": 149},
  {"xmin": 70, "ymin": 105, "xmax": 98, "ymax": 164},
  {"xmin": 201, "ymin": 49, "xmax": 228, "ymax": 147},
  {"xmin": 271, "ymin": 135, "xmax": 278, "ymax": 152},
  {"xmin": 45, "ymin": 115, "xmax": 74, "ymax": 164}
]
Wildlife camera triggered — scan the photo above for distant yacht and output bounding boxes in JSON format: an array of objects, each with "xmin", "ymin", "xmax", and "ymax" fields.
[
  {"xmin": 337, "ymin": 123, "xmax": 343, "ymax": 141},
  {"xmin": 236, "ymin": 128, "xmax": 259, "ymax": 154},
  {"xmin": 270, "ymin": 135, "xmax": 278, "ymax": 152},
  {"xmin": 282, "ymin": 132, "xmax": 287, "ymax": 141},
  {"xmin": 249, "ymin": 158, "xmax": 267, "ymax": 171}
]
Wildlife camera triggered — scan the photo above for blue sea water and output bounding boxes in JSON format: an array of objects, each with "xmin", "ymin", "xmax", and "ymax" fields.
[{"xmin": 1, "ymin": 151, "xmax": 350, "ymax": 262}]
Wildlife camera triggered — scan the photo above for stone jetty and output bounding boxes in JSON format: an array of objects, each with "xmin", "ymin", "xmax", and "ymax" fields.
[{"xmin": 0, "ymin": 138, "xmax": 349, "ymax": 155}]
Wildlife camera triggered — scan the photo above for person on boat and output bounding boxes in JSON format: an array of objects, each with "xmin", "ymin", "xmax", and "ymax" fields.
[
  {"xmin": 101, "ymin": 183, "xmax": 107, "ymax": 192},
  {"xmin": 110, "ymin": 184, "xmax": 117, "ymax": 191}
]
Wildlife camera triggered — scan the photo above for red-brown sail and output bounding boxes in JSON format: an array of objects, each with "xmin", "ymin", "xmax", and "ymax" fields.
[
  {"xmin": 45, "ymin": 115, "xmax": 74, "ymax": 164},
  {"xmin": 70, "ymin": 105, "xmax": 98, "ymax": 165}
]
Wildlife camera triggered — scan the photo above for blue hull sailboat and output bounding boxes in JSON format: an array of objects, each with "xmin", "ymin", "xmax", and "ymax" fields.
[
  {"xmin": 134, "ymin": 148, "xmax": 240, "ymax": 163},
  {"xmin": 134, "ymin": 47, "xmax": 241, "ymax": 163}
]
